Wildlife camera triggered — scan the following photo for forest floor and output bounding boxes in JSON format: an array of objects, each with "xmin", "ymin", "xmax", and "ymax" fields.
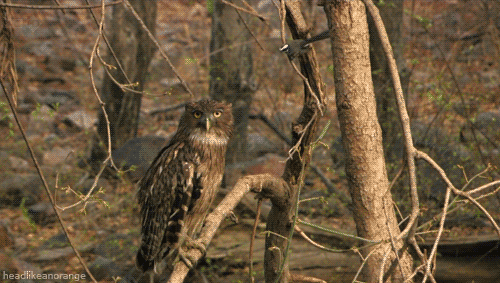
[{"xmin": 0, "ymin": 1, "xmax": 500, "ymax": 282}]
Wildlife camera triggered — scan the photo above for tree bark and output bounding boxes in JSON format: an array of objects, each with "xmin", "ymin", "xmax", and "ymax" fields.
[
  {"xmin": 209, "ymin": 0, "xmax": 254, "ymax": 164},
  {"xmin": 262, "ymin": 1, "xmax": 326, "ymax": 282},
  {"xmin": 90, "ymin": 0, "xmax": 157, "ymax": 168},
  {"xmin": 324, "ymin": 1, "xmax": 412, "ymax": 282}
]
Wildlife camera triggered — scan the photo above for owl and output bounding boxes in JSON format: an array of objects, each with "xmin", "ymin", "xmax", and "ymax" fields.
[{"xmin": 136, "ymin": 99, "xmax": 233, "ymax": 273}]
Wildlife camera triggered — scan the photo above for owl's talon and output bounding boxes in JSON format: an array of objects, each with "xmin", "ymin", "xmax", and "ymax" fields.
[
  {"xmin": 186, "ymin": 237, "xmax": 206, "ymax": 254},
  {"xmin": 178, "ymin": 237, "xmax": 206, "ymax": 268},
  {"xmin": 178, "ymin": 249, "xmax": 194, "ymax": 269}
]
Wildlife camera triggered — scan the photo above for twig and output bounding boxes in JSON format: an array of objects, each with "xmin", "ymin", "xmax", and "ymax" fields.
[
  {"xmin": 122, "ymin": 0, "xmax": 195, "ymax": 100},
  {"xmin": 249, "ymin": 198, "xmax": 263, "ymax": 283},
  {"xmin": 422, "ymin": 185, "xmax": 451, "ymax": 283},
  {"xmin": 221, "ymin": 0, "xmax": 268, "ymax": 22},
  {"xmin": 416, "ymin": 150, "xmax": 500, "ymax": 236},
  {"xmin": 83, "ymin": 0, "xmax": 138, "ymax": 94},
  {"xmin": 249, "ymin": 113, "xmax": 293, "ymax": 145},
  {"xmin": 88, "ymin": 0, "xmax": 117, "ymax": 170},
  {"xmin": 233, "ymin": 3, "xmax": 265, "ymax": 51},
  {"xmin": 0, "ymin": 0, "xmax": 123, "ymax": 10},
  {"xmin": 294, "ymin": 225, "xmax": 347, "ymax": 253},
  {"xmin": 297, "ymin": 219, "xmax": 378, "ymax": 244},
  {"xmin": 290, "ymin": 274, "xmax": 326, "ymax": 283},
  {"xmin": 149, "ymin": 102, "xmax": 187, "ymax": 115},
  {"xmin": 0, "ymin": 82, "xmax": 97, "ymax": 282},
  {"xmin": 352, "ymin": 248, "xmax": 377, "ymax": 283}
]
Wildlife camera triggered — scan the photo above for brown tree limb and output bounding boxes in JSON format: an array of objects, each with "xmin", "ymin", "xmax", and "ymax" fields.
[
  {"xmin": 0, "ymin": 0, "xmax": 123, "ymax": 10},
  {"xmin": 167, "ymin": 174, "xmax": 289, "ymax": 283},
  {"xmin": 361, "ymin": 0, "xmax": 419, "ymax": 243}
]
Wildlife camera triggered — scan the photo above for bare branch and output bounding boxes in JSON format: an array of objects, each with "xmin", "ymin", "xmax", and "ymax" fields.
[
  {"xmin": 122, "ymin": 0, "xmax": 195, "ymax": 100},
  {"xmin": 168, "ymin": 174, "xmax": 288, "ymax": 282},
  {"xmin": 0, "ymin": 0, "xmax": 123, "ymax": 10},
  {"xmin": 0, "ymin": 82, "xmax": 97, "ymax": 282},
  {"xmin": 221, "ymin": 0, "xmax": 268, "ymax": 22}
]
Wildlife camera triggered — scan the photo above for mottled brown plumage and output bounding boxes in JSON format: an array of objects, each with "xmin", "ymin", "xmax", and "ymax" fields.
[{"xmin": 136, "ymin": 99, "xmax": 233, "ymax": 273}]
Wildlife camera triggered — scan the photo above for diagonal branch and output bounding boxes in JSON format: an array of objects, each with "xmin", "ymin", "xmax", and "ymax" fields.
[
  {"xmin": 167, "ymin": 174, "xmax": 289, "ymax": 283},
  {"xmin": 0, "ymin": 82, "xmax": 97, "ymax": 283}
]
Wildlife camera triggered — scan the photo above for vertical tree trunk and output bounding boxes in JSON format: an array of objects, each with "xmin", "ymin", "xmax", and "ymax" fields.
[
  {"xmin": 324, "ymin": 1, "xmax": 412, "ymax": 282},
  {"xmin": 90, "ymin": 0, "xmax": 157, "ymax": 168},
  {"xmin": 262, "ymin": 2, "xmax": 326, "ymax": 282},
  {"xmin": 209, "ymin": 0, "xmax": 254, "ymax": 164}
]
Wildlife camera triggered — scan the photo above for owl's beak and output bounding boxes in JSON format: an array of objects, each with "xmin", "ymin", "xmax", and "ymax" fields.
[{"xmin": 204, "ymin": 117, "xmax": 211, "ymax": 131}]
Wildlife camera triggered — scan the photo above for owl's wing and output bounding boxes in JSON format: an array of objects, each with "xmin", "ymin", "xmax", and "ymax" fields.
[{"xmin": 135, "ymin": 142, "xmax": 201, "ymax": 272}]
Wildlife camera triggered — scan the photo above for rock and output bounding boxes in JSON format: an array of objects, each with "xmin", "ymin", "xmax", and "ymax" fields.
[
  {"xmin": 12, "ymin": 258, "xmax": 43, "ymax": 281},
  {"xmin": 35, "ymin": 247, "xmax": 74, "ymax": 261},
  {"xmin": 88, "ymin": 256, "xmax": 122, "ymax": 281},
  {"xmin": 0, "ymin": 252, "xmax": 16, "ymax": 274},
  {"xmin": 411, "ymin": 122, "xmax": 475, "ymax": 202},
  {"xmin": 38, "ymin": 89, "xmax": 77, "ymax": 106},
  {"xmin": 94, "ymin": 234, "xmax": 136, "ymax": 262},
  {"xmin": 460, "ymin": 110, "xmax": 500, "ymax": 169},
  {"xmin": 8, "ymin": 156, "xmax": 30, "ymax": 171},
  {"xmin": 63, "ymin": 110, "xmax": 97, "ymax": 131},
  {"xmin": 40, "ymin": 233, "xmax": 69, "ymax": 249},
  {"xmin": 35, "ymin": 233, "xmax": 94, "ymax": 261},
  {"xmin": 247, "ymin": 133, "xmax": 279, "ymax": 158},
  {"xmin": 461, "ymin": 111, "xmax": 500, "ymax": 144},
  {"xmin": 42, "ymin": 147, "xmax": 73, "ymax": 166},
  {"xmin": 18, "ymin": 25, "xmax": 57, "ymax": 40},
  {"xmin": 14, "ymin": 237, "xmax": 27, "ymax": 251},
  {"xmin": 271, "ymin": 111, "xmax": 293, "ymax": 131},
  {"xmin": 112, "ymin": 136, "xmax": 169, "ymax": 181},
  {"xmin": 0, "ymin": 151, "xmax": 11, "ymax": 170},
  {"xmin": 0, "ymin": 225, "xmax": 13, "ymax": 249},
  {"xmin": 225, "ymin": 153, "xmax": 286, "ymax": 187},
  {"xmin": 44, "ymin": 55, "xmax": 78, "ymax": 72},
  {"xmin": 22, "ymin": 41, "xmax": 54, "ymax": 57},
  {"xmin": 26, "ymin": 105, "xmax": 56, "ymax": 135},
  {"xmin": 27, "ymin": 202, "xmax": 56, "ymax": 225},
  {"xmin": 16, "ymin": 60, "xmax": 44, "ymax": 78},
  {"xmin": 0, "ymin": 174, "xmax": 43, "ymax": 207}
]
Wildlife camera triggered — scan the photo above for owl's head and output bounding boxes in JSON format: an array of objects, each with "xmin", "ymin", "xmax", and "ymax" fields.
[{"xmin": 179, "ymin": 99, "xmax": 233, "ymax": 145}]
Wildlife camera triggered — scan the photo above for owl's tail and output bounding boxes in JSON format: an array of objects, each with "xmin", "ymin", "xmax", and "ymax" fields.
[{"xmin": 136, "ymin": 249, "xmax": 155, "ymax": 273}]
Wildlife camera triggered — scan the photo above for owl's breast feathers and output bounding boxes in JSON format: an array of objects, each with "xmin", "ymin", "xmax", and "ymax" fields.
[{"xmin": 136, "ymin": 134, "xmax": 228, "ymax": 272}]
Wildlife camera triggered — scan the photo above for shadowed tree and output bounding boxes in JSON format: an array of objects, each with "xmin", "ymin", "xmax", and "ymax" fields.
[
  {"xmin": 368, "ymin": 0, "xmax": 410, "ymax": 166},
  {"xmin": 209, "ymin": 0, "xmax": 255, "ymax": 164},
  {"xmin": 90, "ymin": 0, "xmax": 157, "ymax": 170}
]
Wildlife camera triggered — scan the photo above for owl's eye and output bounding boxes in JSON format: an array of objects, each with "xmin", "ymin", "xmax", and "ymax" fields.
[
  {"xmin": 213, "ymin": 111, "xmax": 222, "ymax": 117},
  {"xmin": 193, "ymin": 111, "xmax": 202, "ymax": 118}
]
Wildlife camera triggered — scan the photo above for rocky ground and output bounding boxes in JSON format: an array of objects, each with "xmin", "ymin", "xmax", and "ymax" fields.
[{"xmin": 0, "ymin": 0, "xmax": 500, "ymax": 282}]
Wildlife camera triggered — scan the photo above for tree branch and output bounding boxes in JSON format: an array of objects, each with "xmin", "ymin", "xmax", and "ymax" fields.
[
  {"xmin": 167, "ymin": 174, "xmax": 289, "ymax": 283},
  {"xmin": 0, "ymin": 0, "xmax": 123, "ymax": 10}
]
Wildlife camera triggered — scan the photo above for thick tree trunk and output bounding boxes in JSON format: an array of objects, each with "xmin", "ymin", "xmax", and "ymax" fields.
[
  {"xmin": 209, "ymin": 0, "xmax": 254, "ymax": 164},
  {"xmin": 324, "ymin": 1, "xmax": 412, "ymax": 282},
  {"xmin": 90, "ymin": 0, "xmax": 157, "ymax": 168}
]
